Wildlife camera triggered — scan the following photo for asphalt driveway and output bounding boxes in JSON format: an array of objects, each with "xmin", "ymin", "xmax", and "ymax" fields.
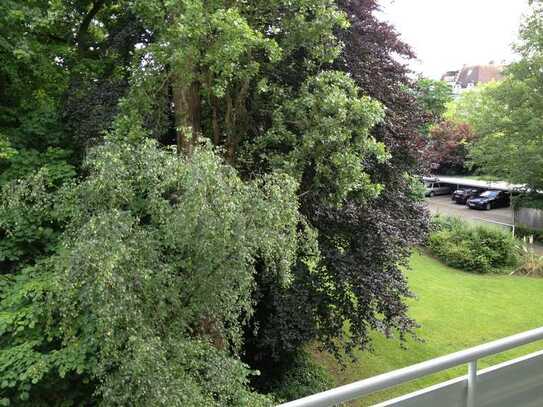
[{"xmin": 426, "ymin": 195, "xmax": 514, "ymax": 227}]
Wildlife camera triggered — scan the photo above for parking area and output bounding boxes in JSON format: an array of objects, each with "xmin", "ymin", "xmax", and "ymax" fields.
[
  {"xmin": 426, "ymin": 195, "xmax": 514, "ymax": 227},
  {"xmin": 426, "ymin": 195, "xmax": 543, "ymax": 255}
]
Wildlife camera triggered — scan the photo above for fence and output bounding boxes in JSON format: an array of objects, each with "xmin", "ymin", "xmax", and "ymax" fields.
[{"xmin": 278, "ymin": 327, "xmax": 543, "ymax": 407}]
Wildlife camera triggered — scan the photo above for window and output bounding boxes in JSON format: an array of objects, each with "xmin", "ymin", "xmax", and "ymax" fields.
[{"xmin": 480, "ymin": 191, "xmax": 498, "ymax": 198}]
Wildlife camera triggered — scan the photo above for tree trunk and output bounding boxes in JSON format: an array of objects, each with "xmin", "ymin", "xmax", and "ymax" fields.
[
  {"xmin": 212, "ymin": 96, "xmax": 221, "ymax": 146},
  {"xmin": 172, "ymin": 78, "xmax": 201, "ymax": 156},
  {"xmin": 225, "ymin": 80, "xmax": 250, "ymax": 163}
]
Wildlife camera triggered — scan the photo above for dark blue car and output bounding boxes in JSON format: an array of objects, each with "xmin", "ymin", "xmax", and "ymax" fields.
[{"xmin": 467, "ymin": 190, "xmax": 510, "ymax": 210}]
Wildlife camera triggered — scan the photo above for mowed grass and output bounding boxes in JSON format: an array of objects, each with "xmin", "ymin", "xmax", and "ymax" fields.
[{"xmin": 313, "ymin": 251, "xmax": 543, "ymax": 406}]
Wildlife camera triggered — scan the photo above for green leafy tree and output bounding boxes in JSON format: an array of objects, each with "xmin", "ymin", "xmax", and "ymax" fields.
[
  {"xmin": 445, "ymin": 81, "xmax": 503, "ymax": 137},
  {"xmin": 262, "ymin": 70, "xmax": 387, "ymax": 203},
  {"xmin": 0, "ymin": 0, "xmax": 144, "ymax": 185},
  {"xmin": 415, "ymin": 78, "xmax": 453, "ymax": 123},
  {"xmin": 245, "ymin": 0, "xmax": 430, "ymax": 386},
  {"xmin": 1, "ymin": 139, "xmax": 298, "ymax": 405},
  {"xmin": 121, "ymin": 0, "xmax": 349, "ymax": 158},
  {"xmin": 449, "ymin": 3, "xmax": 543, "ymax": 190},
  {"xmin": 0, "ymin": 0, "xmax": 73, "ymax": 186},
  {"xmin": 111, "ymin": 0, "xmax": 417, "ymax": 374}
]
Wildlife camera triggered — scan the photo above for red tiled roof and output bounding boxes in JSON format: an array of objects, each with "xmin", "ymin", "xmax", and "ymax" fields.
[{"xmin": 453, "ymin": 64, "xmax": 504, "ymax": 88}]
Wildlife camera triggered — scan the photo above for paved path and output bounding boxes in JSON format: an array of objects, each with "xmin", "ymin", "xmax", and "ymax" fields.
[
  {"xmin": 426, "ymin": 196, "xmax": 543, "ymax": 255},
  {"xmin": 426, "ymin": 195, "xmax": 513, "ymax": 226}
]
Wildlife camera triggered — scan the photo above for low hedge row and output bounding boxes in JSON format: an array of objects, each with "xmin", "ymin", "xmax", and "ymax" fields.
[
  {"xmin": 428, "ymin": 216, "xmax": 519, "ymax": 273},
  {"xmin": 513, "ymin": 193, "xmax": 543, "ymax": 210}
]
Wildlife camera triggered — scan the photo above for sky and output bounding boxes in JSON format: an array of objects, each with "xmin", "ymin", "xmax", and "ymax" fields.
[{"xmin": 378, "ymin": 0, "xmax": 532, "ymax": 79}]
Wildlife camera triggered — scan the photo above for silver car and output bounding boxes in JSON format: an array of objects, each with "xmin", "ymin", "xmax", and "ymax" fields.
[{"xmin": 425, "ymin": 181, "xmax": 451, "ymax": 197}]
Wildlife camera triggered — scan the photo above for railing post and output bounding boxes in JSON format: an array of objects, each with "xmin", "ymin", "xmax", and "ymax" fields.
[{"xmin": 467, "ymin": 360, "xmax": 477, "ymax": 407}]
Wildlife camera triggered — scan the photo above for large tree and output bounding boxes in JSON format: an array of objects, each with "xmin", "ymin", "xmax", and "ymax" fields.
[
  {"xmin": 242, "ymin": 0, "xmax": 430, "ymax": 384},
  {"xmin": 107, "ymin": 0, "xmax": 423, "ymax": 371},
  {"xmin": 415, "ymin": 78, "xmax": 454, "ymax": 123}
]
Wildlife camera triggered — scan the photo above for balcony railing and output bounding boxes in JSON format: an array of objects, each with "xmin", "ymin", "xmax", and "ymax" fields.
[{"xmin": 278, "ymin": 327, "xmax": 543, "ymax": 407}]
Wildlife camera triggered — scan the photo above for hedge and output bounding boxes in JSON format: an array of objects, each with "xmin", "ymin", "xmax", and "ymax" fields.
[{"xmin": 428, "ymin": 216, "xmax": 519, "ymax": 273}]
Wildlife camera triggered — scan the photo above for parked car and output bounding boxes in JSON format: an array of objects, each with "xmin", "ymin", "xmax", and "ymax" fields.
[
  {"xmin": 425, "ymin": 181, "xmax": 451, "ymax": 197},
  {"xmin": 452, "ymin": 188, "xmax": 481, "ymax": 204},
  {"xmin": 467, "ymin": 190, "xmax": 510, "ymax": 210}
]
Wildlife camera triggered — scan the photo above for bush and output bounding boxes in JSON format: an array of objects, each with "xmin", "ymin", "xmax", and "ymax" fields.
[
  {"xmin": 513, "ymin": 193, "xmax": 543, "ymax": 211},
  {"xmin": 428, "ymin": 216, "xmax": 519, "ymax": 273},
  {"xmin": 513, "ymin": 245, "xmax": 543, "ymax": 278},
  {"xmin": 429, "ymin": 215, "xmax": 464, "ymax": 234},
  {"xmin": 268, "ymin": 351, "xmax": 333, "ymax": 403}
]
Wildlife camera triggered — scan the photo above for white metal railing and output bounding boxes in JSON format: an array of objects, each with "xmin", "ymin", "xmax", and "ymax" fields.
[
  {"xmin": 473, "ymin": 217, "xmax": 516, "ymax": 238},
  {"xmin": 278, "ymin": 327, "xmax": 543, "ymax": 407}
]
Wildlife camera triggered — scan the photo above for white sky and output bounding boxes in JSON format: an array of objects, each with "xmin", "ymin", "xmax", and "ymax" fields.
[{"xmin": 378, "ymin": 0, "xmax": 532, "ymax": 79}]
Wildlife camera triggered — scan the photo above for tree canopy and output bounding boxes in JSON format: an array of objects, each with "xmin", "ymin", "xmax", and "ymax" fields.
[
  {"xmin": 423, "ymin": 120, "xmax": 476, "ymax": 174},
  {"xmin": 415, "ymin": 78, "xmax": 454, "ymax": 123}
]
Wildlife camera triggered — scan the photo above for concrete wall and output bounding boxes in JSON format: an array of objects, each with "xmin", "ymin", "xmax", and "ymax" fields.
[{"xmin": 516, "ymin": 207, "xmax": 543, "ymax": 230}]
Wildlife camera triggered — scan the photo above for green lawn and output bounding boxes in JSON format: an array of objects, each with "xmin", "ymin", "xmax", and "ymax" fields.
[{"xmin": 313, "ymin": 251, "xmax": 543, "ymax": 406}]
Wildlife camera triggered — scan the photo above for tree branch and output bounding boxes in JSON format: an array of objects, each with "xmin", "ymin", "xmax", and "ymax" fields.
[{"xmin": 76, "ymin": 0, "xmax": 106, "ymax": 50}]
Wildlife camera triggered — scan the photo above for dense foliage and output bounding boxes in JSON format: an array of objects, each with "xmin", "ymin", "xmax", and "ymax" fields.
[
  {"xmin": 1, "ymin": 139, "xmax": 300, "ymax": 405},
  {"xmin": 264, "ymin": 351, "xmax": 333, "ymax": 402},
  {"xmin": 423, "ymin": 120, "xmax": 476, "ymax": 174},
  {"xmin": 1, "ymin": 0, "xmax": 430, "ymax": 404},
  {"xmin": 415, "ymin": 78, "xmax": 454, "ymax": 125},
  {"xmin": 428, "ymin": 216, "xmax": 519, "ymax": 273},
  {"xmin": 258, "ymin": 0, "xmax": 431, "ymax": 361},
  {"xmin": 0, "ymin": 0, "xmax": 143, "ymax": 185},
  {"xmin": 444, "ymin": 82, "xmax": 503, "ymax": 137}
]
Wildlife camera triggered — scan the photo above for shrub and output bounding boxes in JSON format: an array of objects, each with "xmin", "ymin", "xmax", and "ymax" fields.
[
  {"xmin": 267, "ymin": 351, "xmax": 333, "ymax": 403},
  {"xmin": 427, "ymin": 216, "xmax": 519, "ymax": 273},
  {"xmin": 513, "ymin": 245, "xmax": 543, "ymax": 278},
  {"xmin": 429, "ymin": 214, "xmax": 465, "ymax": 234}
]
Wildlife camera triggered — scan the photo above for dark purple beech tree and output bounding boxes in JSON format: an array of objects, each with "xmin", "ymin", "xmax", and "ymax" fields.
[
  {"xmin": 243, "ymin": 0, "xmax": 430, "ymax": 391},
  {"xmin": 338, "ymin": 0, "xmax": 431, "ymax": 172}
]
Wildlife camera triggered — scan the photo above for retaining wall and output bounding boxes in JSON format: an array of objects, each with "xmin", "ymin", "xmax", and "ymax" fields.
[{"xmin": 515, "ymin": 207, "xmax": 543, "ymax": 230}]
